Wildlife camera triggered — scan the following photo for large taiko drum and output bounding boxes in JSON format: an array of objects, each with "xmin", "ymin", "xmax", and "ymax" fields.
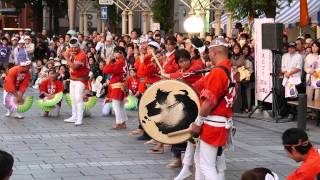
[{"xmin": 139, "ymin": 79, "xmax": 200, "ymax": 144}]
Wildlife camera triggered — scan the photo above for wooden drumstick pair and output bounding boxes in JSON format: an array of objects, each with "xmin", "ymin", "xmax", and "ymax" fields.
[{"xmin": 151, "ymin": 51, "xmax": 164, "ymax": 72}]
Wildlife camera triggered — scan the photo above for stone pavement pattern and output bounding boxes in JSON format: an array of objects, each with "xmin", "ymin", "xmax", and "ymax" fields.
[{"xmin": 0, "ymin": 90, "xmax": 320, "ymax": 180}]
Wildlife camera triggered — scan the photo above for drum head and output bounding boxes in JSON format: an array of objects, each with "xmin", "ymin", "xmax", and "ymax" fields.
[{"xmin": 139, "ymin": 79, "xmax": 200, "ymax": 144}]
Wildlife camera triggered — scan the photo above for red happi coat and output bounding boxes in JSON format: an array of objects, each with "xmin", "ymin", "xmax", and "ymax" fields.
[
  {"xmin": 135, "ymin": 55, "xmax": 161, "ymax": 94},
  {"xmin": 193, "ymin": 60, "xmax": 234, "ymax": 147},
  {"xmin": 103, "ymin": 57, "xmax": 127, "ymax": 100},
  {"xmin": 169, "ymin": 59, "xmax": 204, "ymax": 84},
  {"xmin": 163, "ymin": 50, "xmax": 179, "ymax": 73},
  {"xmin": 39, "ymin": 79, "xmax": 64, "ymax": 95}
]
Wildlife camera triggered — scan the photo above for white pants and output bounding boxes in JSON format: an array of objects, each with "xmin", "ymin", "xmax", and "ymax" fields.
[
  {"xmin": 3, "ymin": 90, "xmax": 8, "ymax": 106},
  {"xmin": 183, "ymin": 141, "xmax": 195, "ymax": 166},
  {"xmin": 195, "ymin": 140, "xmax": 226, "ymax": 180},
  {"xmin": 69, "ymin": 80, "xmax": 85, "ymax": 122},
  {"xmin": 112, "ymin": 99, "xmax": 128, "ymax": 124},
  {"xmin": 3, "ymin": 90, "xmax": 17, "ymax": 113}
]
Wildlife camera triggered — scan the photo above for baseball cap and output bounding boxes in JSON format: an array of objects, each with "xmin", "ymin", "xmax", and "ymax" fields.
[
  {"xmin": 288, "ymin": 42, "xmax": 296, "ymax": 48},
  {"xmin": 18, "ymin": 39, "xmax": 25, "ymax": 44},
  {"xmin": 24, "ymin": 36, "xmax": 31, "ymax": 40}
]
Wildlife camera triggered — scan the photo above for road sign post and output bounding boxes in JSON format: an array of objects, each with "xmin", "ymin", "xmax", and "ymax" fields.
[{"xmin": 101, "ymin": 7, "xmax": 108, "ymax": 20}]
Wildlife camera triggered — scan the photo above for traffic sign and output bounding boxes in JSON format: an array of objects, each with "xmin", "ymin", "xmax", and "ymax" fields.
[
  {"xmin": 101, "ymin": 7, "xmax": 108, "ymax": 20},
  {"xmin": 99, "ymin": 0, "xmax": 113, "ymax": 5}
]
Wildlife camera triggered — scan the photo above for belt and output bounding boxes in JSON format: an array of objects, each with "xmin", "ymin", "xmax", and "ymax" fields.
[
  {"xmin": 111, "ymin": 82, "xmax": 126, "ymax": 91},
  {"xmin": 71, "ymin": 77, "xmax": 89, "ymax": 81},
  {"xmin": 204, "ymin": 115, "xmax": 229, "ymax": 128}
]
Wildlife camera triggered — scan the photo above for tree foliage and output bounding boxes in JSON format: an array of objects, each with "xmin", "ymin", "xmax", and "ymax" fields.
[
  {"xmin": 224, "ymin": 0, "xmax": 278, "ymax": 19},
  {"xmin": 151, "ymin": 0, "xmax": 174, "ymax": 33}
]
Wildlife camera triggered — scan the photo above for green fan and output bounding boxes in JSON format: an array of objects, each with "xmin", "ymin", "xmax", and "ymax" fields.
[
  {"xmin": 36, "ymin": 92, "xmax": 63, "ymax": 112},
  {"xmin": 64, "ymin": 93, "xmax": 97, "ymax": 111},
  {"xmin": 124, "ymin": 95, "xmax": 138, "ymax": 110},
  {"xmin": 17, "ymin": 96, "xmax": 33, "ymax": 113}
]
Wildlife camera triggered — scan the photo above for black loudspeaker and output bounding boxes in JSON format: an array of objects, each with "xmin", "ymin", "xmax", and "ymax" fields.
[{"xmin": 262, "ymin": 23, "xmax": 283, "ymax": 50}]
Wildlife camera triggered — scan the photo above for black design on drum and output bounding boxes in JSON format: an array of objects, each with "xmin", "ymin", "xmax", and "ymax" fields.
[{"xmin": 145, "ymin": 89, "xmax": 198, "ymax": 134}]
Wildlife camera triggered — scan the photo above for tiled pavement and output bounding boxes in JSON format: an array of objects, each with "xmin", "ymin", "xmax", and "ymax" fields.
[{"xmin": 0, "ymin": 90, "xmax": 319, "ymax": 180}]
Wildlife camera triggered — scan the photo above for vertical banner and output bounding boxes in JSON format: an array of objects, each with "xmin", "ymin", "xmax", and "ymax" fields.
[
  {"xmin": 300, "ymin": 0, "xmax": 309, "ymax": 27},
  {"xmin": 254, "ymin": 18, "xmax": 274, "ymax": 103}
]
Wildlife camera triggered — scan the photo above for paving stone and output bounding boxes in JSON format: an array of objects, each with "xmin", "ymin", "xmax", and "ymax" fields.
[{"xmin": 2, "ymin": 89, "xmax": 320, "ymax": 180}]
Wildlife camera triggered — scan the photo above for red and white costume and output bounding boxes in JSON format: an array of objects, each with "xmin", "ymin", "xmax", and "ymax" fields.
[
  {"xmin": 63, "ymin": 48, "xmax": 89, "ymax": 125},
  {"xmin": 169, "ymin": 59, "xmax": 204, "ymax": 84},
  {"xmin": 103, "ymin": 57, "xmax": 128, "ymax": 124},
  {"xmin": 3, "ymin": 66, "xmax": 31, "ymax": 114},
  {"xmin": 170, "ymin": 59, "xmax": 204, "ymax": 180},
  {"xmin": 135, "ymin": 55, "xmax": 161, "ymax": 94},
  {"xmin": 39, "ymin": 79, "xmax": 64, "ymax": 95},
  {"xmin": 163, "ymin": 50, "xmax": 179, "ymax": 73},
  {"xmin": 126, "ymin": 76, "xmax": 139, "ymax": 95},
  {"xmin": 193, "ymin": 59, "xmax": 236, "ymax": 180},
  {"xmin": 39, "ymin": 79, "xmax": 64, "ymax": 114},
  {"xmin": 287, "ymin": 147, "xmax": 320, "ymax": 180}
]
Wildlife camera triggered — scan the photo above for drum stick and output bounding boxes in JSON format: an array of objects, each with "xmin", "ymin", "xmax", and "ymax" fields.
[
  {"xmin": 167, "ymin": 128, "xmax": 191, "ymax": 137},
  {"xmin": 151, "ymin": 51, "xmax": 164, "ymax": 72}
]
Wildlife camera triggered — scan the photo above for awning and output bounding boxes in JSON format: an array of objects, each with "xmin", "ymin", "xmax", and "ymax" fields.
[
  {"xmin": 275, "ymin": 0, "xmax": 320, "ymax": 24},
  {"xmin": 217, "ymin": 0, "xmax": 320, "ymax": 26}
]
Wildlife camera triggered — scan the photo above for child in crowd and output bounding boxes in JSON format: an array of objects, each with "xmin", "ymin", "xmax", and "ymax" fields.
[
  {"xmin": 0, "ymin": 150, "xmax": 14, "ymax": 180},
  {"xmin": 125, "ymin": 67, "xmax": 139, "ymax": 97},
  {"xmin": 39, "ymin": 69, "xmax": 64, "ymax": 117}
]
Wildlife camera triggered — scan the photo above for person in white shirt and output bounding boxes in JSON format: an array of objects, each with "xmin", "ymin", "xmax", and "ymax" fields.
[
  {"xmin": 281, "ymin": 42, "xmax": 303, "ymax": 98},
  {"xmin": 100, "ymin": 36, "xmax": 115, "ymax": 60},
  {"xmin": 95, "ymin": 35, "xmax": 105, "ymax": 53},
  {"xmin": 304, "ymin": 42, "xmax": 320, "ymax": 101},
  {"xmin": 24, "ymin": 36, "xmax": 35, "ymax": 60}
]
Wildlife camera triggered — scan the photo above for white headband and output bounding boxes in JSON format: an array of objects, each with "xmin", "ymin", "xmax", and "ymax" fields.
[
  {"xmin": 191, "ymin": 44, "xmax": 206, "ymax": 53},
  {"xmin": 208, "ymin": 38, "xmax": 229, "ymax": 48},
  {"xmin": 265, "ymin": 172, "xmax": 279, "ymax": 180}
]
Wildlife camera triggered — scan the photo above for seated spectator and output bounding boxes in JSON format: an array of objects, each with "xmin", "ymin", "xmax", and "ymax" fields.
[
  {"xmin": 0, "ymin": 37, "xmax": 11, "ymax": 71},
  {"xmin": 13, "ymin": 39, "xmax": 28, "ymax": 65},
  {"xmin": 0, "ymin": 149, "xmax": 14, "ymax": 180},
  {"xmin": 57, "ymin": 64, "xmax": 70, "ymax": 93},
  {"xmin": 241, "ymin": 167, "xmax": 279, "ymax": 180},
  {"xmin": 32, "ymin": 59, "xmax": 44, "ymax": 85},
  {"xmin": 282, "ymin": 128, "xmax": 320, "ymax": 180},
  {"xmin": 33, "ymin": 60, "xmax": 54, "ymax": 89}
]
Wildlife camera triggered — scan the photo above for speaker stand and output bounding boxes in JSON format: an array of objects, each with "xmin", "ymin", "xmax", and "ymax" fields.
[{"xmin": 248, "ymin": 50, "xmax": 281, "ymax": 122}]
